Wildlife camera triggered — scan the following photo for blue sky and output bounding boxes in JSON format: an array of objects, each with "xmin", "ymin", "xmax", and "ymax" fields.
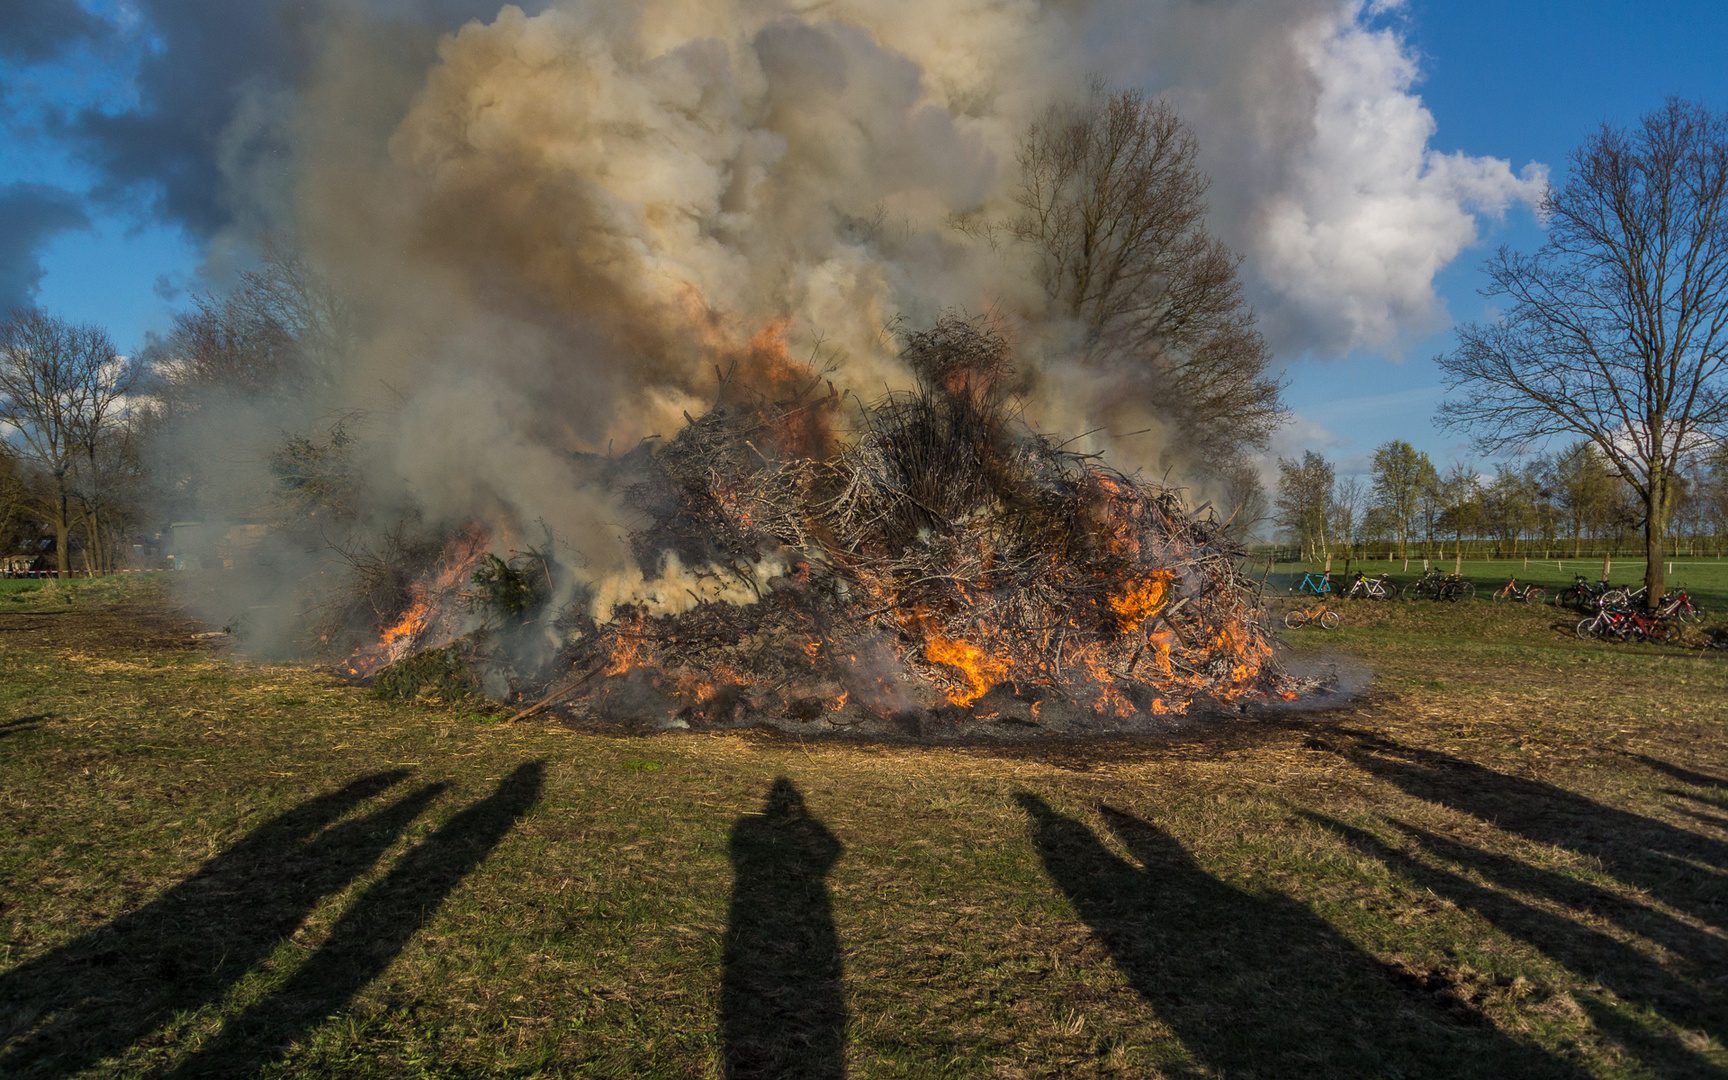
[{"xmin": 4, "ymin": 0, "xmax": 1727, "ymax": 479}]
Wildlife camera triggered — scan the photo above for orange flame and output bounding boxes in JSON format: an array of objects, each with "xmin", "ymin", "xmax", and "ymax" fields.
[
  {"xmin": 923, "ymin": 632, "xmax": 1009, "ymax": 706},
  {"xmin": 345, "ymin": 525, "xmax": 491, "ymax": 677},
  {"xmin": 1108, "ymin": 571, "xmax": 1172, "ymax": 631}
]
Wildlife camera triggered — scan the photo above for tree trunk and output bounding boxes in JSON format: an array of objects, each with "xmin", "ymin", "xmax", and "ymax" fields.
[
  {"xmin": 53, "ymin": 480, "xmax": 70, "ymax": 579},
  {"xmin": 1644, "ymin": 474, "xmax": 1669, "ymax": 613}
]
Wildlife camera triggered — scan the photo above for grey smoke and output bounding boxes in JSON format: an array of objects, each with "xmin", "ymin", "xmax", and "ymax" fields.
[{"xmin": 22, "ymin": 1, "xmax": 1540, "ymax": 359}]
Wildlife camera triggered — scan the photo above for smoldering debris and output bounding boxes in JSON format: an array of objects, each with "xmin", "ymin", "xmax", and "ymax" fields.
[{"xmin": 359, "ymin": 318, "xmax": 1295, "ymax": 738}]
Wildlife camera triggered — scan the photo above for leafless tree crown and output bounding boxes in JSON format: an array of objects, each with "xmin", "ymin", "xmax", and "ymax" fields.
[
  {"xmin": 1011, "ymin": 85, "xmax": 1284, "ymax": 460},
  {"xmin": 150, "ymin": 239, "xmax": 353, "ymax": 396},
  {"xmin": 1440, "ymin": 99, "xmax": 1728, "ymax": 483}
]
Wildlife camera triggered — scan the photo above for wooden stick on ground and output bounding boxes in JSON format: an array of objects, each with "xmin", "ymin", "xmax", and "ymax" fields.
[{"xmin": 507, "ymin": 662, "xmax": 607, "ymax": 724}]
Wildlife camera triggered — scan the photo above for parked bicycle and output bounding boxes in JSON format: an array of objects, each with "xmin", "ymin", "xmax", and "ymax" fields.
[
  {"xmin": 1656, "ymin": 588, "xmax": 1704, "ymax": 623},
  {"xmin": 1492, "ymin": 576, "xmax": 1545, "ymax": 604},
  {"xmin": 1402, "ymin": 570, "xmax": 1475, "ymax": 603},
  {"xmin": 1440, "ymin": 574, "xmax": 1476, "ymax": 602},
  {"xmin": 1600, "ymin": 583, "xmax": 1648, "ymax": 610},
  {"xmin": 1285, "ymin": 601, "xmax": 1340, "ymax": 629},
  {"xmin": 1291, "ymin": 571, "xmax": 1334, "ymax": 597},
  {"xmin": 1400, "ymin": 567, "xmax": 1446, "ymax": 602},
  {"xmin": 1577, "ymin": 606, "xmax": 1675, "ymax": 643},
  {"xmin": 1554, "ymin": 575, "xmax": 1601, "ymax": 610},
  {"xmin": 1343, "ymin": 572, "xmax": 1396, "ymax": 600}
]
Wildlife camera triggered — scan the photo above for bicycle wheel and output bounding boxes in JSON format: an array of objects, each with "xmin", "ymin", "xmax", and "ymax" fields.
[
  {"xmin": 1647, "ymin": 620, "xmax": 1677, "ymax": 643},
  {"xmin": 1457, "ymin": 582, "xmax": 1476, "ymax": 602},
  {"xmin": 1284, "ymin": 610, "xmax": 1305, "ymax": 629},
  {"xmin": 1400, "ymin": 582, "xmax": 1420, "ymax": 602},
  {"xmin": 1526, "ymin": 588, "xmax": 1544, "ymax": 605},
  {"xmin": 1320, "ymin": 610, "xmax": 1340, "ymax": 629},
  {"xmin": 1576, "ymin": 617, "xmax": 1600, "ymax": 640},
  {"xmin": 1601, "ymin": 588, "xmax": 1629, "ymax": 608}
]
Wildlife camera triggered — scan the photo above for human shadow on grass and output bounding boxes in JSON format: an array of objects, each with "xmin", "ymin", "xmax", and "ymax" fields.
[
  {"xmin": 1343, "ymin": 734, "xmax": 1728, "ymax": 931},
  {"xmin": 0, "ymin": 715, "xmax": 46, "ymax": 739},
  {"xmin": 159, "ymin": 760, "xmax": 543, "ymax": 1079},
  {"xmin": 721, "ymin": 777, "xmax": 845, "ymax": 1080},
  {"xmin": 1017, "ymin": 794, "xmax": 1582, "ymax": 1079},
  {"xmin": 1303, "ymin": 810, "xmax": 1728, "ymax": 1075},
  {"xmin": 0, "ymin": 768, "xmax": 438, "ymax": 1079}
]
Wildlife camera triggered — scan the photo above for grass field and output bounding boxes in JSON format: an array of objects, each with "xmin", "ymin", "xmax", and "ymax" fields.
[{"xmin": 1, "ymin": 577, "xmax": 1725, "ymax": 1078}]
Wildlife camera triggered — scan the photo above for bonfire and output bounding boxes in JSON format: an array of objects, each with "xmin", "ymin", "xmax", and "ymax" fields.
[{"xmin": 356, "ymin": 318, "xmax": 1293, "ymax": 736}]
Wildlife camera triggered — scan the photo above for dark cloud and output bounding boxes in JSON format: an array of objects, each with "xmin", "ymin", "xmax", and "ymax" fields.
[
  {"xmin": 68, "ymin": 1, "xmax": 540, "ymax": 238},
  {"xmin": 0, "ymin": 182, "xmax": 88, "ymax": 310},
  {"xmin": 0, "ymin": 0, "xmax": 111, "ymax": 63}
]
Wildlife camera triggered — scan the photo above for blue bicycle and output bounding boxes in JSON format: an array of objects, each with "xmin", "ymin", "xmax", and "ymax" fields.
[{"xmin": 1291, "ymin": 571, "xmax": 1333, "ymax": 596}]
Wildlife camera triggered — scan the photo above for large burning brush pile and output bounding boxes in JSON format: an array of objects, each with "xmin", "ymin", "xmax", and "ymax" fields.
[{"xmin": 364, "ymin": 319, "xmax": 1292, "ymax": 736}]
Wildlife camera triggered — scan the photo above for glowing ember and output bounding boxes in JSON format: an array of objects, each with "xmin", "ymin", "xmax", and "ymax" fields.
[{"xmin": 358, "ymin": 319, "xmax": 1299, "ymax": 730}]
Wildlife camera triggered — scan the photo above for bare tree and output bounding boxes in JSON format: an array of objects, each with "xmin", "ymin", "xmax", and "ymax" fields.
[
  {"xmin": 1274, "ymin": 450, "xmax": 1334, "ymax": 561},
  {"xmin": 1543, "ymin": 441, "xmax": 1620, "ymax": 556},
  {"xmin": 1212, "ymin": 457, "xmax": 1268, "ymax": 545},
  {"xmin": 1434, "ymin": 462, "xmax": 1482, "ymax": 561},
  {"xmin": 149, "ymin": 238, "xmax": 353, "ymax": 397},
  {"xmin": 1331, "ymin": 475, "xmax": 1366, "ymax": 554},
  {"xmin": 1369, "ymin": 441, "xmax": 1437, "ymax": 559},
  {"xmin": 0, "ymin": 309, "xmax": 136, "ymax": 575},
  {"xmin": 1008, "ymin": 85, "xmax": 1286, "ymax": 467},
  {"xmin": 1438, "ymin": 99, "xmax": 1728, "ymax": 609}
]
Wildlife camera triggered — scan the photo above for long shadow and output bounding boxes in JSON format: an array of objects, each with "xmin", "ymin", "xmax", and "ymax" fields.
[
  {"xmin": 0, "ymin": 769, "xmax": 437, "ymax": 1079},
  {"xmin": 1344, "ymin": 734, "xmax": 1728, "ymax": 930},
  {"xmin": 1303, "ymin": 810, "xmax": 1728, "ymax": 1075},
  {"xmin": 161, "ymin": 760, "xmax": 544, "ymax": 1078},
  {"xmin": 1621, "ymin": 752, "xmax": 1728, "ymax": 791},
  {"xmin": 721, "ymin": 777, "xmax": 845, "ymax": 1080},
  {"xmin": 1017, "ymin": 794, "xmax": 1580, "ymax": 1079},
  {"xmin": 0, "ymin": 715, "xmax": 47, "ymax": 739}
]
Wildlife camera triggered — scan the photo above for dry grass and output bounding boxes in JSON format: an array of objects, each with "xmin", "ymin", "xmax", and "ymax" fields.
[{"xmin": 0, "ymin": 578, "xmax": 1723, "ymax": 1077}]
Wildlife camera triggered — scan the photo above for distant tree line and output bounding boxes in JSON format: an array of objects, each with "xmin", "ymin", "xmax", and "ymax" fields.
[{"xmin": 1275, "ymin": 439, "xmax": 1728, "ymax": 564}]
